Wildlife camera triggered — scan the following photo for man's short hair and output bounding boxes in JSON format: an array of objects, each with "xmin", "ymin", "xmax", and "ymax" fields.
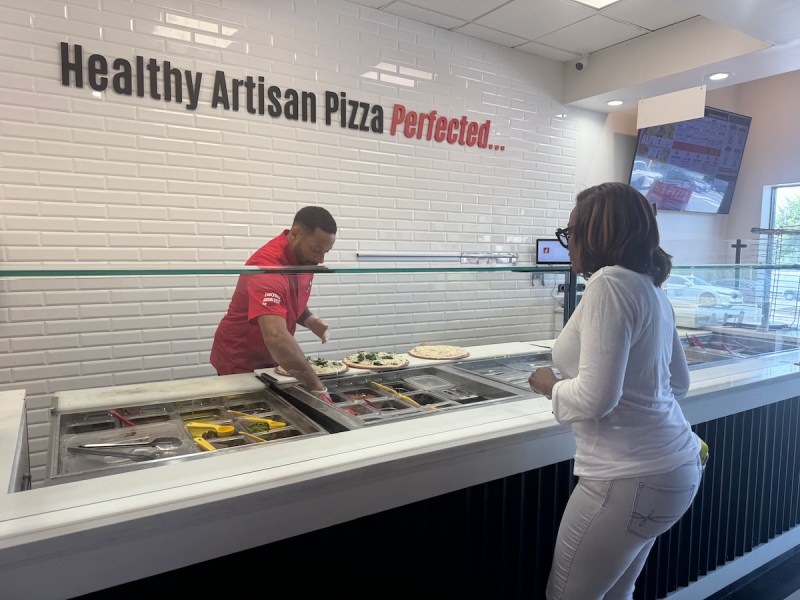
[{"xmin": 293, "ymin": 206, "xmax": 337, "ymax": 235}]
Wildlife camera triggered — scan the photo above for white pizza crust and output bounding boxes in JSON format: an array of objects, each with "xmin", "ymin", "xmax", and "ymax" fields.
[
  {"xmin": 342, "ymin": 351, "xmax": 409, "ymax": 370},
  {"xmin": 275, "ymin": 356, "xmax": 348, "ymax": 377},
  {"xmin": 408, "ymin": 345, "xmax": 469, "ymax": 360}
]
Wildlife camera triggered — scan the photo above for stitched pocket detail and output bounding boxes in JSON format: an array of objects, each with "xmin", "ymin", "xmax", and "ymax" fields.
[{"xmin": 625, "ymin": 482, "xmax": 696, "ymax": 540}]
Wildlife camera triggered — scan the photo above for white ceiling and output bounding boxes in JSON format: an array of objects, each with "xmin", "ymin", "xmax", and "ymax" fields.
[{"xmin": 345, "ymin": 0, "xmax": 800, "ymax": 112}]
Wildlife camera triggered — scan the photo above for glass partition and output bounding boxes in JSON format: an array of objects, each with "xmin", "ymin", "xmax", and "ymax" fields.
[
  {"xmin": 0, "ymin": 264, "xmax": 569, "ymax": 488},
  {"xmin": 1, "ymin": 262, "xmax": 798, "ymax": 490}
]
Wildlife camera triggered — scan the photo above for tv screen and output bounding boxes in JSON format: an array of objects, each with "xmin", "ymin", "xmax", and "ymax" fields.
[
  {"xmin": 628, "ymin": 106, "xmax": 751, "ymax": 214},
  {"xmin": 536, "ymin": 239, "xmax": 571, "ymax": 265}
]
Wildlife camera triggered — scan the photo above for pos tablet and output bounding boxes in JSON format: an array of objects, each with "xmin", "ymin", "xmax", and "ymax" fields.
[{"xmin": 536, "ymin": 239, "xmax": 571, "ymax": 265}]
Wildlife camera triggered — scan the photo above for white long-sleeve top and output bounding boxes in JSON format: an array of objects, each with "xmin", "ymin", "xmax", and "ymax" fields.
[{"xmin": 551, "ymin": 265, "xmax": 700, "ymax": 478}]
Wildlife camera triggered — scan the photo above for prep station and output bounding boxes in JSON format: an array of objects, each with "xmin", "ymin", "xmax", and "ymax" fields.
[
  {"xmin": 1, "ymin": 331, "xmax": 799, "ymax": 598},
  {"xmin": 41, "ymin": 342, "xmax": 548, "ymax": 486}
]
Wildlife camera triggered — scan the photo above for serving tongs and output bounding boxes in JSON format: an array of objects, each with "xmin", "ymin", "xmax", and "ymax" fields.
[
  {"xmin": 67, "ymin": 446, "xmax": 159, "ymax": 462},
  {"xmin": 370, "ymin": 381, "xmax": 431, "ymax": 409},
  {"xmin": 227, "ymin": 410, "xmax": 286, "ymax": 428}
]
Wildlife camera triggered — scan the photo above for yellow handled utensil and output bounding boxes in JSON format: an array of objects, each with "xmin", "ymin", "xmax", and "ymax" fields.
[
  {"xmin": 186, "ymin": 421, "xmax": 235, "ymax": 437},
  {"xmin": 194, "ymin": 436, "xmax": 216, "ymax": 451},
  {"xmin": 237, "ymin": 430, "xmax": 266, "ymax": 443},
  {"xmin": 227, "ymin": 410, "xmax": 286, "ymax": 428},
  {"xmin": 369, "ymin": 381, "xmax": 429, "ymax": 408}
]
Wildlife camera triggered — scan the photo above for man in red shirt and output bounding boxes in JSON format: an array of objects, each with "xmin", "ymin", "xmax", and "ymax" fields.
[{"xmin": 210, "ymin": 207, "xmax": 337, "ymax": 396}]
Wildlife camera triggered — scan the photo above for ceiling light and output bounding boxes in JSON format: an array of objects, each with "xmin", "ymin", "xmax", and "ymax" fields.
[
  {"xmin": 555, "ymin": 113, "xmax": 567, "ymax": 119},
  {"xmin": 572, "ymin": 0, "xmax": 622, "ymax": 8},
  {"xmin": 607, "ymin": 100, "xmax": 623, "ymax": 106},
  {"xmin": 708, "ymin": 72, "xmax": 731, "ymax": 81}
]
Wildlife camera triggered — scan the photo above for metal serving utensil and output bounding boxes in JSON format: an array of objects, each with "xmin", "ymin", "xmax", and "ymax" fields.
[
  {"xmin": 80, "ymin": 436, "xmax": 183, "ymax": 451},
  {"xmin": 67, "ymin": 446, "xmax": 160, "ymax": 462}
]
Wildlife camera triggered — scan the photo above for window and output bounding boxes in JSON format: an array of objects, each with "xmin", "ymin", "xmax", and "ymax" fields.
[{"xmin": 769, "ymin": 184, "xmax": 800, "ymax": 263}]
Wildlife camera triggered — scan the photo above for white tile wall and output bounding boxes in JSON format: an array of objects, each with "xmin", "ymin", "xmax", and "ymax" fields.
[{"xmin": 0, "ymin": 0, "xmax": 576, "ymax": 484}]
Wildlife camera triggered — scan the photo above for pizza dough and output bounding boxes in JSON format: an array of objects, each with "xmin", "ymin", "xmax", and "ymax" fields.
[
  {"xmin": 342, "ymin": 351, "xmax": 409, "ymax": 370},
  {"xmin": 275, "ymin": 356, "xmax": 348, "ymax": 377},
  {"xmin": 408, "ymin": 345, "xmax": 470, "ymax": 360}
]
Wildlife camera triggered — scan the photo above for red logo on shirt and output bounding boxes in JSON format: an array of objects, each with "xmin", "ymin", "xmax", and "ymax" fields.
[{"xmin": 262, "ymin": 292, "xmax": 282, "ymax": 306}]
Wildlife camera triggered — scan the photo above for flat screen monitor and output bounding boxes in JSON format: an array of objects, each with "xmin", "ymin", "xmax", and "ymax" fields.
[
  {"xmin": 536, "ymin": 239, "xmax": 570, "ymax": 265},
  {"xmin": 628, "ymin": 106, "xmax": 752, "ymax": 214}
]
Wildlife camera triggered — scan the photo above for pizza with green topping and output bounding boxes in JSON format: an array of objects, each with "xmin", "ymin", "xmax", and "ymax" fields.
[
  {"xmin": 275, "ymin": 356, "xmax": 348, "ymax": 377},
  {"xmin": 342, "ymin": 351, "xmax": 409, "ymax": 370}
]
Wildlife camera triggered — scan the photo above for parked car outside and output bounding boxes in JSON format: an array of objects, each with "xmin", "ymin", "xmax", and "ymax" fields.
[
  {"xmin": 711, "ymin": 278, "xmax": 759, "ymax": 304},
  {"xmin": 662, "ymin": 168, "xmax": 710, "ymax": 193},
  {"xmin": 630, "ymin": 160, "xmax": 664, "ymax": 190},
  {"xmin": 663, "ymin": 274, "xmax": 744, "ymax": 307}
]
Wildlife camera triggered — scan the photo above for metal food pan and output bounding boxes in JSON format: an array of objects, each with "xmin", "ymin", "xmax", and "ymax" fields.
[
  {"xmin": 47, "ymin": 389, "xmax": 329, "ymax": 486},
  {"xmin": 403, "ymin": 391, "xmax": 448, "ymax": 406},
  {"xmin": 367, "ymin": 397, "xmax": 418, "ymax": 413},
  {"xmin": 57, "ymin": 421, "xmax": 195, "ymax": 479},
  {"xmin": 116, "ymin": 404, "xmax": 173, "ymax": 426},
  {"xmin": 204, "ymin": 435, "xmax": 254, "ymax": 449},
  {"xmin": 61, "ymin": 410, "xmax": 117, "ymax": 435},
  {"xmin": 402, "ymin": 375, "xmax": 453, "ymax": 389},
  {"xmin": 450, "ymin": 353, "xmax": 552, "ymax": 390},
  {"xmin": 333, "ymin": 387, "xmax": 387, "ymax": 403},
  {"xmin": 177, "ymin": 406, "xmax": 227, "ymax": 422},
  {"xmin": 250, "ymin": 426, "xmax": 305, "ymax": 442},
  {"xmin": 224, "ymin": 399, "xmax": 274, "ymax": 414}
]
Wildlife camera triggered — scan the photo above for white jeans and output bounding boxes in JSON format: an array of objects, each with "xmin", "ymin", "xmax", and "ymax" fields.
[{"xmin": 546, "ymin": 458, "xmax": 704, "ymax": 600}]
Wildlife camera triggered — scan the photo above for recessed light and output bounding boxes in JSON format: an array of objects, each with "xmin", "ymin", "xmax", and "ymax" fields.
[
  {"xmin": 607, "ymin": 100, "xmax": 623, "ymax": 106},
  {"xmin": 573, "ymin": 0, "xmax": 622, "ymax": 8},
  {"xmin": 708, "ymin": 72, "xmax": 730, "ymax": 81}
]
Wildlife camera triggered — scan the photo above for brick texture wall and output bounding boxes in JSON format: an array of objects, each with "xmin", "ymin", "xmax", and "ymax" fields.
[{"xmin": 0, "ymin": 0, "xmax": 575, "ymax": 483}]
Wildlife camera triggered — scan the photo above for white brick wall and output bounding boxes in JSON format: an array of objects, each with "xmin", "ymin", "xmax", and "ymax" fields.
[{"xmin": 0, "ymin": 0, "xmax": 576, "ymax": 484}]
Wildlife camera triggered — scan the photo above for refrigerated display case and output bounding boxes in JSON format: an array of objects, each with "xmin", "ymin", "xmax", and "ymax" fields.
[
  {"xmin": 268, "ymin": 363, "xmax": 533, "ymax": 430},
  {"xmin": 47, "ymin": 387, "xmax": 327, "ymax": 486}
]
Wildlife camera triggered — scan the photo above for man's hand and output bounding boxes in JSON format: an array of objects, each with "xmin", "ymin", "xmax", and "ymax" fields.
[
  {"xmin": 309, "ymin": 387, "xmax": 334, "ymax": 403},
  {"xmin": 305, "ymin": 315, "xmax": 330, "ymax": 344}
]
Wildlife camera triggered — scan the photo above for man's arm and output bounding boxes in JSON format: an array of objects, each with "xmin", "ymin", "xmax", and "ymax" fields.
[
  {"xmin": 257, "ymin": 314, "xmax": 325, "ymax": 392},
  {"xmin": 298, "ymin": 308, "xmax": 331, "ymax": 343}
]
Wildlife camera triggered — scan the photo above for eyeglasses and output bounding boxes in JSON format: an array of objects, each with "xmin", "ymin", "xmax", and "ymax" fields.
[{"xmin": 555, "ymin": 227, "xmax": 570, "ymax": 249}]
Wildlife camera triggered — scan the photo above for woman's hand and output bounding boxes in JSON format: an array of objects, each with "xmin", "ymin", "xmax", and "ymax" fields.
[{"xmin": 529, "ymin": 367, "xmax": 560, "ymax": 399}]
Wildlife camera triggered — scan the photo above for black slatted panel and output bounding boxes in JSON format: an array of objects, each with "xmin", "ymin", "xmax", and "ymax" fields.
[
  {"xmin": 634, "ymin": 396, "xmax": 800, "ymax": 599},
  {"xmin": 87, "ymin": 396, "xmax": 800, "ymax": 600}
]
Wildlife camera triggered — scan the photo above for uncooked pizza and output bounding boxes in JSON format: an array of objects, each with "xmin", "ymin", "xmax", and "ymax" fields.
[
  {"xmin": 342, "ymin": 351, "xmax": 409, "ymax": 370},
  {"xmin": 408, "ymin": 345, "xmax": 469, "ymax": 360},
  {"xmin": 275, "ymin": 356, "xmax": 348, "ymax": 377}
]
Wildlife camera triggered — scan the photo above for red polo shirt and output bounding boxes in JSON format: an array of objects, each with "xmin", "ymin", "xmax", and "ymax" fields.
[{"xmin": 210, "ymin": 231, "xmax": 313, "ymax": 375}]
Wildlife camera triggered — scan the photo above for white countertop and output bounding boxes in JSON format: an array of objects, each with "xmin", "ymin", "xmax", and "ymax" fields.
[
  {"xmin": 1, "ymin": 338, "xmax": 799, "ymax": 598},
  {"xmin": 255, "ymin": 341, "xmax": 542, "ymax": 384}
]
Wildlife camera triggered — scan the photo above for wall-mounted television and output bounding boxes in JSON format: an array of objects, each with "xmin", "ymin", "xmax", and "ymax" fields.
[{"xmin": 628, "ymin": 106, "xmax": 752, "ymax": 214}]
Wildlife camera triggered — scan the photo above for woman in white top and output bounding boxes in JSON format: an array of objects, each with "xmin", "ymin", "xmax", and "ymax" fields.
[{"xmin": 529, "ymin": 182, "xmax": 705, "ymax": 600}]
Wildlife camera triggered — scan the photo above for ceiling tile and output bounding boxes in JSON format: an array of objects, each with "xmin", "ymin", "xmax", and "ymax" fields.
[
  {"xmin": 476, "ymin": 0, "xmax": 597, "ymax": 40},
  {"xmin": 536, "ymin": 14, "xmax": 647, "ymax": 54},
  {"xmin": 402, "ymin": 0, "xmax": 509, "ymax": 21},
  {"xmin": 515, "ymin": 40, "xmax": 581, "ymax": 61},
  {"xmin": 382, "ymin": 1, "xmax": 467, "ymax": 30},
  {"xmin": 455, "ymin": 23, "xmax": 529, "ymax": 47},
  {"xmin": 601, "ymin": 0, "xmax": 698, "ymax": 31}
]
